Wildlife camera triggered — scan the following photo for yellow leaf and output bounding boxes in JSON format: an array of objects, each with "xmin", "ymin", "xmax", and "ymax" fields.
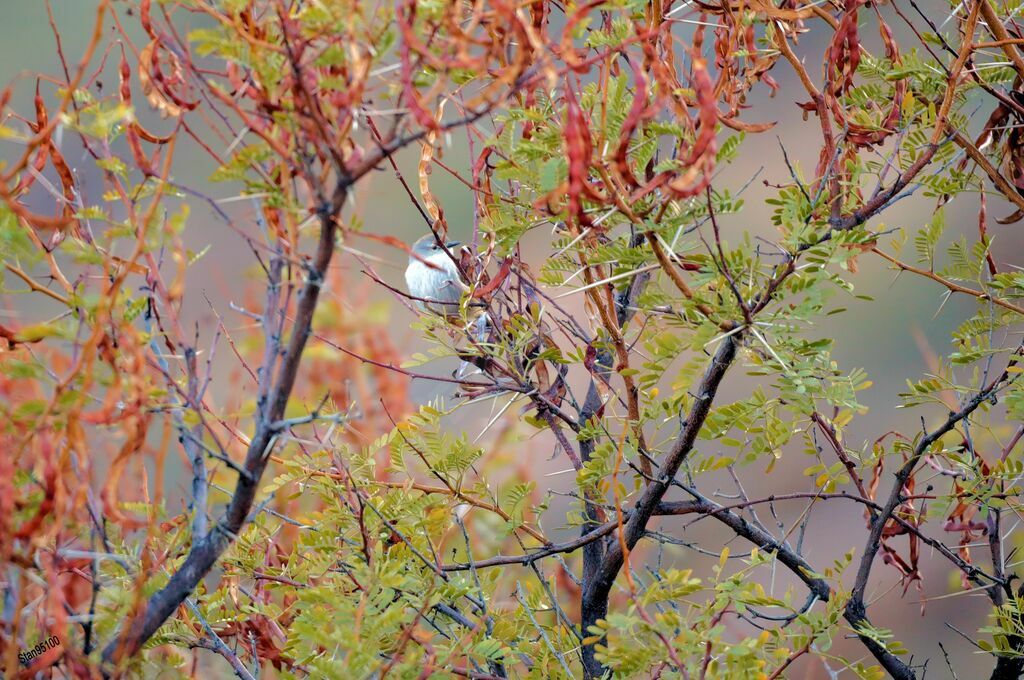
[{"xmin": 14, "ymin": 323, "xmax": 61, "ymax": 343}]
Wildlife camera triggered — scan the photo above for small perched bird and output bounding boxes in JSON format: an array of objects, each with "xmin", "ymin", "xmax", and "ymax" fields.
[{"xmin": 405, "ymin": 234, "xmax": 464, "ymax": 314}]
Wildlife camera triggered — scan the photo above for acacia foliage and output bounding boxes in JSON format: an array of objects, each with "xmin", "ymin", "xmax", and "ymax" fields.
[{"xmin": 0, "ymin": 1, "xmax": 1023, "ymax": 679}]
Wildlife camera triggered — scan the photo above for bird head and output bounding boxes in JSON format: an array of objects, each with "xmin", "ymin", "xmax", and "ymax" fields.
[{"xmin": 410, "ymin": 234, "xmax": 461, "ymax": 262}]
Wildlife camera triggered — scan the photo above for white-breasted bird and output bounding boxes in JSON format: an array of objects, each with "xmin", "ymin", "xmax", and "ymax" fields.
[{"xmin": 404, "ymin": 234, "xmax": 464, "ymax": 315}]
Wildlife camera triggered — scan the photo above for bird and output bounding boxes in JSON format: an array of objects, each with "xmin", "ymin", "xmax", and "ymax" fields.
[
  {"xmin": 404, "ymin": 234, "xmax": 465, "ymax": 315},
  {"xmin": 404, "ymin": 234, "xmax": 495, "ymax": 383}
]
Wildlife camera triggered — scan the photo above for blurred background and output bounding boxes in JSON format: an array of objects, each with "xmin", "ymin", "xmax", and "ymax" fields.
[{"xmin": 2, "ymin": 2, "xmax": 1023, "ymax": 677}]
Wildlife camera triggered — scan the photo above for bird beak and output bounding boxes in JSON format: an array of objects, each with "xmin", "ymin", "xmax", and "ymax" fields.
[{"xmin": 445, "ymin": 240, "xmax": 461, "ymax": 248}]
